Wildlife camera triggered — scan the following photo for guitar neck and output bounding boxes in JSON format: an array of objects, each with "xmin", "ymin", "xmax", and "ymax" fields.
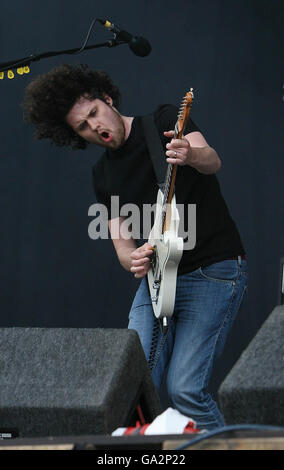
[
  {"xmin": 161, "ymin": 90, "xmax": 194, "ymax": 233},
  {"xmin": 164, "ymin": 121, "xmax": 183, "ymax": 204}
]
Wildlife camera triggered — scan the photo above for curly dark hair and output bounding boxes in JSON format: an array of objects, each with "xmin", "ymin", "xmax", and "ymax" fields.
[{"xmin": 22, "ymin": 64, "xmax": 121, "ymax": 150}]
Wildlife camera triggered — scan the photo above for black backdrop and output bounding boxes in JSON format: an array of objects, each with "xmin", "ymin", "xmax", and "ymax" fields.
[{"xmin": 0, "ymin": 0, "xmax": 283, "ymax": 399}]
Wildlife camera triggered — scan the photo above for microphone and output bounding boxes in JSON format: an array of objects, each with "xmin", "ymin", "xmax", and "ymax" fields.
[{"xmin": 98, "ymin": 18, "xmax": 151, "ymax": 57}]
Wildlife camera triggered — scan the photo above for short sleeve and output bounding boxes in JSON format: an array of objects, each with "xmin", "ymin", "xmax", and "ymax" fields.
[
  {"xmin": 92, "ymin": 158, "xmax": 111, "ymax": 209},
  {"xmin": 154, "ymin": 104, "xmax": 201, "ymax": 137}
]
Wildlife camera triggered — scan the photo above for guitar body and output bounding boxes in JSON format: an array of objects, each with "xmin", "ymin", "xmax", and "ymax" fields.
[{"xmin": 147, "ymin": 189, "xmax": 183, "ymax": 318}]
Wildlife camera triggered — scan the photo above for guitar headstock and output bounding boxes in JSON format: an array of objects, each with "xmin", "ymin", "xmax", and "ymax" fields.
[{"xmin": 177, "ymin": 88, "xmax": 194, "ymax": 136}]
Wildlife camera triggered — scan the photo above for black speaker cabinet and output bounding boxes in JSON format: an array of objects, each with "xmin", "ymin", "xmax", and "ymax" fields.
[
  {"xmin": 0, "ymin": 328, "xmax": 162, "ymax": 437},
  {"xmin": 279, "ymin": 257, "xmax": 284, "ymax": 305},
  {"xmin": 218, "ymin": 305, "xmax": 284, "ymax": 426}
]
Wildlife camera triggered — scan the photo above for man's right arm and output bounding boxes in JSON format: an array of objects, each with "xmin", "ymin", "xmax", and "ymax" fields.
[{"xmin": 108, "ymin": 217, "xmax": 153, "ymax": 278}]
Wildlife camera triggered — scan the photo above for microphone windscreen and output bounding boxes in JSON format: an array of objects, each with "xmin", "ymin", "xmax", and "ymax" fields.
[{"xmin": 129, "ymin": 37, "xmax": 152, "ymax": 57}]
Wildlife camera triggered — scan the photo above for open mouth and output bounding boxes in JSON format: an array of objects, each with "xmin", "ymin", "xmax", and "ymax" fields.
[{"xmin": 100, "ymin": 131, "xmax": 112, "ymax": 142}]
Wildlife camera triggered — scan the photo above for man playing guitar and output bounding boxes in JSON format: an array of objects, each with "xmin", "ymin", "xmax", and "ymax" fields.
[{"xmin": 23, "ymin": 64, "xmax": 248, "ymax": 430}]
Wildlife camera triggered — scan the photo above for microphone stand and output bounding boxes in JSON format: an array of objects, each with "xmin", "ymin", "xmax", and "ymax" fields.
[{"xmin": 0, "ymin": 38, "xmax": 126, "ymax": 73}]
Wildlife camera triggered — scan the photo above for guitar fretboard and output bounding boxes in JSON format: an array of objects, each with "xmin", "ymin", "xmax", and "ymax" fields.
[{"xmin": 159, "ymin": 90, "xmax": 194, "ymax": 236}]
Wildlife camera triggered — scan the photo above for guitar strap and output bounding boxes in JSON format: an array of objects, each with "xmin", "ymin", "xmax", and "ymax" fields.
[{"xmin": 142, "ymin": 114, "xmax": 167, "ymax": 190}]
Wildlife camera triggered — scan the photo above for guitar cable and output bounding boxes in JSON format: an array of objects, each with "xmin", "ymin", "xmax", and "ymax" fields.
[
  {"xmin": 148, "ymin": 318, "xmax": 160, "ymax": 371},
  {"xmin": 148, "ymin": 317, "xmax": 171, "ymax": 371}
]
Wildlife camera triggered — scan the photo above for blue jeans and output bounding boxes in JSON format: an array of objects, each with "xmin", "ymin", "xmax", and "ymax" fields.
[{"xmin": 128, "ymin": 257, "xmax": 248, "ymax": 430}]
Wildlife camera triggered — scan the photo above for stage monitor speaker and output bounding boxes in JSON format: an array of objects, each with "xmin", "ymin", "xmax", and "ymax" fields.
[
  {"xmin": 0, "ymin": 328, "xmax": 162, "ymax": 438},
  {"xmin": 279, "ymin": 257, "xmax": 284, "ymax": 305},
  {"xmin": 218, "ymin": 305, "xmax": 284, "ymax": 426}
]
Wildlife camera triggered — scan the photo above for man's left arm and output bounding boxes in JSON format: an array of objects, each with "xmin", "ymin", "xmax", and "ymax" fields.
[{"xmin": 164, "ymin": 130, "xmax": 221, "ymax": 174}]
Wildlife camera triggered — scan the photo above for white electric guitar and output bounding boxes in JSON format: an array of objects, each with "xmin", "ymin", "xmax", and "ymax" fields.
[{"xmin": 147, "ymin": 90, "xmax": 194, "ymax": 326}]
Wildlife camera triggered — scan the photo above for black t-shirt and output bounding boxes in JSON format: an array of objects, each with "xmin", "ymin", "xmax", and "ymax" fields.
[{"xmin": 92, "ymin": 104, "xmax": 245, "ymax": 274}]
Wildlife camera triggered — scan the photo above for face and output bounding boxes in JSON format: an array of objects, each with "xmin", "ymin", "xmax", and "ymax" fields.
[{"xmin": 65, "ymin": 95, "xmax": 126, "ymax": 149}]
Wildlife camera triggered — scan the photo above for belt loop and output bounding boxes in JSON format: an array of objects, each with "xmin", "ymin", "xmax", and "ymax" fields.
[{"xmin": 237, "ymin": 255, "xmax": 242, "ymax": 266}]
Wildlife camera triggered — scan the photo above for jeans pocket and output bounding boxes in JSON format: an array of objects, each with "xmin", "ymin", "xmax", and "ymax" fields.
[{"xmin": 199, "ymin": 260, "xmax": 240, "ymax": 283}]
